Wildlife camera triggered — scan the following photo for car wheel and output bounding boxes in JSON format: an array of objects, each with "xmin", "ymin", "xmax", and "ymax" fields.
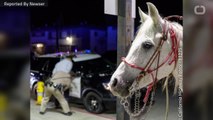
[
  {"xmin": 31, "ymin": 83, "xmax": 37, "ymax": 100},
  {"xmin": 83, "ymin": 92, "xmax": 104, "ymax": 114}
]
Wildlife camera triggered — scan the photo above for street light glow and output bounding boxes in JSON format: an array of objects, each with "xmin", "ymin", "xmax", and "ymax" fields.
[{"xmin": 66, "ymin": 36, "xmax": 73, "ymax": 45}]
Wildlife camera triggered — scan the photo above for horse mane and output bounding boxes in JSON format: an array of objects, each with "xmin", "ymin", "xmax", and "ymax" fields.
[
  {"xmin": 169, "ymin": 21, "xmax": 183, "ymax": 93},
  {"xmin": 170, "ymin": 21, "xmax": 183, "ymax": 42},
  {"xmin": 158, "ymin": 20, "xmax": 183, "ymax": 120}
]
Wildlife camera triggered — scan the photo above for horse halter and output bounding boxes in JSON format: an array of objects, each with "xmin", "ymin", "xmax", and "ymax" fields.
[{"xmin": 122, "ymin": 15, "xmax": 182, "ymax": 106}]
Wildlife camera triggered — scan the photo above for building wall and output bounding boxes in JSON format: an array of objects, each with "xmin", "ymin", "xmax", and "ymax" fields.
[
  {"xmin": 90, "ymin": 29, "xmax": 106, "ymax": 54},
  {"xmin": 31, "ymin": 30, "xmax": 56, "ymax": 46},
  {"xmin": 107, "ymin": 26, "xmax": 117, "ymax": 51},
  {"xmin": 31, "ymin": 26, "xmax": 117, "ymax": 54}
]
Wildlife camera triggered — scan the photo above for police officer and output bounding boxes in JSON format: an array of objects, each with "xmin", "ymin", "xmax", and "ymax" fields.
[{"xmin": 40, "ymin": 55, "xmax": 73, "ymax": 116}]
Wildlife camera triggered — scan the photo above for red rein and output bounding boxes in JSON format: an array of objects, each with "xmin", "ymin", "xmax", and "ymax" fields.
[{"xmin": 122, "ymin": 16, "xmax": 182, "ymax": 103}]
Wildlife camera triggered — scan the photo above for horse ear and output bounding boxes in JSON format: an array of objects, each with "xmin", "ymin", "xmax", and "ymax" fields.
[
  {"xmin": 138, "ymin": 7, "xmax": 148, "ymax": 23},
  {"xmin": 147, "ymin": 2, "xmax": 161, "ymax": 25}
]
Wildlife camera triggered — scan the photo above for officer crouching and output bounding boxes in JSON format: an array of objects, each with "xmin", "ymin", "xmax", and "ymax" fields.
[{"xmin": 40, "ymin": 55, "xmax": 73, "ymax": 116}]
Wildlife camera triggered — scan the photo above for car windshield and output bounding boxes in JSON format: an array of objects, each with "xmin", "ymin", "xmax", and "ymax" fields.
[{"xmin": 31, "ymin": 57, "xmax": 60, "ymax": 72}]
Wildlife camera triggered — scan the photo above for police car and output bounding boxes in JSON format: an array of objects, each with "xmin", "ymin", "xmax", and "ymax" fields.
[{"xmin": 30, "ymin": 51, "xmax": 116, "ymax": 113}]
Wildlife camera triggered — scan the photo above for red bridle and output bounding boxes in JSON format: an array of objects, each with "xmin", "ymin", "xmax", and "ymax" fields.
[{"xmin": 122, "ymin": 16, "xmax": 182, "ymax": 103}]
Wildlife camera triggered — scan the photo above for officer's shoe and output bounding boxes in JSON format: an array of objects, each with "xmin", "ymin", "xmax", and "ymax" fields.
[
  {"xmin": 39, "ymin": 111, "xmax": 45, "ymax": 115},
  {"xmin": 63, "ymin": 112, "xmax": 72, "ymax": 116}
]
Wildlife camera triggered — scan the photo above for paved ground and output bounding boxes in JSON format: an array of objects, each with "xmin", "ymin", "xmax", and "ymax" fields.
[
  {"xmin": 30, "ymin": 100, "xmax": 116, "ymax": 120},
  {"xmin": 31, "ymin": 88, "xmax": 181, "ymax": 120},
  {"xmin": 140, "ymin": 88, "xmax": 181, "ymax": 120}
]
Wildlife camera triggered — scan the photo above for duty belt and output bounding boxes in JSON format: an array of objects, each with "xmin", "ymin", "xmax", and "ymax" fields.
[{"xmin": 45, "ymin": 81, "xmax": 66, "ymax": 93}]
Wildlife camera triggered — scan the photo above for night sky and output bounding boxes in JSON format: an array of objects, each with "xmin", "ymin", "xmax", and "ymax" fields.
[
  {"xmin": 30, "ymin": 0, "xmax": 105, "ymax": 28},
  {"xmin": 30, "ymin": 0, "xmax": 182, "ymax": 29}
]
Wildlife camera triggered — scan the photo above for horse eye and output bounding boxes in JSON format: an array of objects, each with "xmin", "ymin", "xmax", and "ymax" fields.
[{"xmin": 142, "ymin": 42, "xmax": 153, "ymax": 49}]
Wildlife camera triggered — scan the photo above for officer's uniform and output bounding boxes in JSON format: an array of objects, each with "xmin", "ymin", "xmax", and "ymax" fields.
[{"xmin": 40, "ymin": 58, "xmax": 73, "ymax": 115}]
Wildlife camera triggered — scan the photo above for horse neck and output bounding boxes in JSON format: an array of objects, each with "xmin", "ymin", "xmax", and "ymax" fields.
[{"xmin": 155, "ymin": 21, "xmax": 183, "ymax": 80}]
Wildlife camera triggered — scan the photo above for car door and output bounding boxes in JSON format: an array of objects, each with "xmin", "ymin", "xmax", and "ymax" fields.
[{"xmin": 69, "ymin": 61, "xmax": 82, "ymax": 99}]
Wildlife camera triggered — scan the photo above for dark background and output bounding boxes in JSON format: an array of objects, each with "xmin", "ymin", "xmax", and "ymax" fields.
[{"xmin": 30, "ymin": 0, "xmax": 182, "ymax": 29}]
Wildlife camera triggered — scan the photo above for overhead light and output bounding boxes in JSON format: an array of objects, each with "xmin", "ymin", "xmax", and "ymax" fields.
[{"xmin": 36, "ymin": 43, "xmax": 44, "ymax": 48}]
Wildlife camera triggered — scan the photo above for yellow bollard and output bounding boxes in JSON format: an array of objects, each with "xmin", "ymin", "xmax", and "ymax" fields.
[
  {"xmin": 0, "ymin": 93, "xmax": 7, "ymax": 120},
  {"xmin": 36, "ymin": 81, "xmax": 44, "ymax": 105}
]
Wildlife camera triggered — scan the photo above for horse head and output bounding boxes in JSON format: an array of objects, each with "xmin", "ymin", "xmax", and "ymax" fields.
[{"xmin": 107, "ymin": 2, "xmax": 183, "ymax": 97}]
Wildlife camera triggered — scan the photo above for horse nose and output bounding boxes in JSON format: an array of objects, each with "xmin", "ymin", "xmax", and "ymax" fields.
[{"xmin": 112, "ymin": 78, "xmax": 118, "ymax": 87}]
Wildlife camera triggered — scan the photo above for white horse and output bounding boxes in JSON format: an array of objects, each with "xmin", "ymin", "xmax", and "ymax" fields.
[{"xmin": 106, "ymin": 3, "xmax": 183, "ymax": 118}]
